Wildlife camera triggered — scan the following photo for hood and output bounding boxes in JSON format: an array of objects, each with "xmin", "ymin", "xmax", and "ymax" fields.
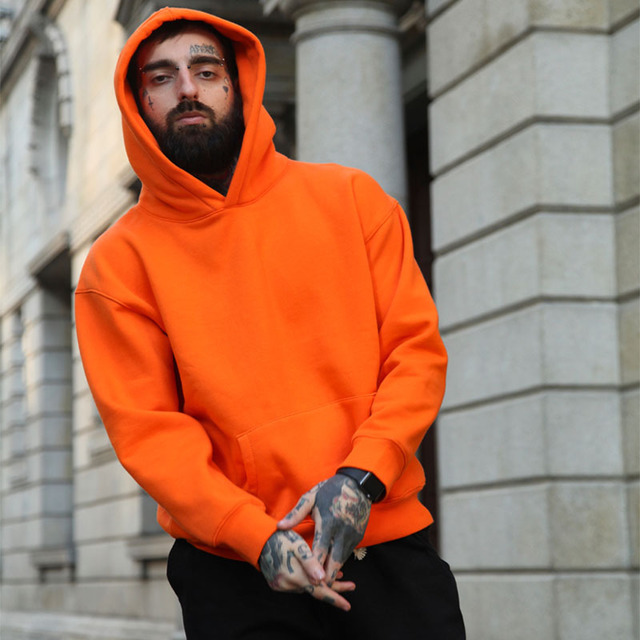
[{"xmin": 113, "ymin": 7, "xmax": 287, "ymax": 219}]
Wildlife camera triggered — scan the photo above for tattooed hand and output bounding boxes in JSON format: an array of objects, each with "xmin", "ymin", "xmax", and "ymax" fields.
[
  {"xmin": 258, "ymin": 529, "xmax": 355, "ymax": 611},
  {"xmin": 278, "ymin": 475, "xmax": 372, "ymax": 587}
]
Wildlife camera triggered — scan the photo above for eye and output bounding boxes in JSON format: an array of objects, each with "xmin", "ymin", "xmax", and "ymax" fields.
[{"xmin": 150, "ymin": 73, "xmax": 172, "ymax": 85}]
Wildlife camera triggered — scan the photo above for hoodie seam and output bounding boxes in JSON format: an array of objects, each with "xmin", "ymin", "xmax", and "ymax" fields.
[
  {"xmin": 75, "ymin": 288, "xmax": 167, "ymax": 334},
  {"xmin": 236, "ymin": 392, "xmax": 376, "ymax": 438},
  {"xmin": 363, "ymin": 203, "xmax": 398, "ymax": 244}
]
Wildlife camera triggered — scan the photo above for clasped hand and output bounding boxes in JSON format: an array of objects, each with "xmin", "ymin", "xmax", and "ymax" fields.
[{"xmin": 258, "ymin": 474, "xmax": 372, "ymax": 611}]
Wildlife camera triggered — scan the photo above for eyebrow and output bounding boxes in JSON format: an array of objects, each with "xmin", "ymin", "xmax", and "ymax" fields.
[{"xmin": 140, "ymin": 55, "xmax": 225, "ymax": 74}]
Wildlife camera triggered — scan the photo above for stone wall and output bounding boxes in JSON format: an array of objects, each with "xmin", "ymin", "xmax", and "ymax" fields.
[{"xmin": 427, "ymin": 0, "xmax": 639, "ymax": 638}]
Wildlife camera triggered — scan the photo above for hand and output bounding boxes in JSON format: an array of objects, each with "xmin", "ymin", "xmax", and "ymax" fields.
[
  {"xmin": 259, "ymin": 529, "xmax": 355, "ymax": 611},
  {"xmin": 278, "ymin": 475, "xmax": 371, "ymax": 586}
]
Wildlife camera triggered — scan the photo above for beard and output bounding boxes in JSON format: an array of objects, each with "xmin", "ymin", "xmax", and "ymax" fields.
[{"xmin": 146, "ymin": 97, "xmax": 244, "ymax": 176}]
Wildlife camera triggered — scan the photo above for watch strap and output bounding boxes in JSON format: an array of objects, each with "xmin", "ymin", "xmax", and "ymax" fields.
[{"xmin": 337, "ymin": 467, "xmax": 386, "ymax": 503}]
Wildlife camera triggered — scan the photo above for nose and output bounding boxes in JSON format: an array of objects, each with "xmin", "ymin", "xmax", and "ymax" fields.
[{"xmin": 176, "ymin": 68, "xmax": 198, "ymax": 101}]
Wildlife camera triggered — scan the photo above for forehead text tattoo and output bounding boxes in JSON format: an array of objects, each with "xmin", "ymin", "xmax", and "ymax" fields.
[{"xmin": 190, "ymin": 43, "xmax": 219, "ymax": 56}]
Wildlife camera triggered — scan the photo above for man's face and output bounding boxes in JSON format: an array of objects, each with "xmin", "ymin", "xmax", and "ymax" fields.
[{"xmin": 136, "ymin": 26, "xmax": 244, "ymax": 175}]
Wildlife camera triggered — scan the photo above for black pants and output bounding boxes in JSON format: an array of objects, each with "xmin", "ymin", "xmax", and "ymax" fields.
[{"xmin": 167, "ymin": 528, "xmax": 465, "ymax": 640}]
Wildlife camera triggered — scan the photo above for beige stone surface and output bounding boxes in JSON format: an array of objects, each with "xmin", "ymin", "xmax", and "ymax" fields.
[
  {"xmin": 622, "ymin": 388, "xmax": 640, "ymax": 475},
  {"xmin": 619, "ymin": 297, "xmax": 640, "ymax": 385},
  {"xmin": 613, "ymin": 112, "xmax": 640, "ymax": 206},
  {"xmin": 439, "ymin": 390, "xmax": 624, "ymax": 487},
  {"xmin": 549, "ymin": 483, "xmax": 630, "ymax": 568},
  {"xmin": 428, "ymin": 0, "xmax": 609, "ymax": 95},
  {"xmin": 610, "ymin": 0, "xmax": 640, "ymax": 26},
  {"xmin": 73, "ymin": 496, "xmax": 141, "ymax": 543},
  {"xmin": 628, "ymin": 480, "xmax": 640, "ymax": 567},
  {"xmin": 616, "ymin": 206, "xmax": 640, "ymax": 296},
  {"xmin": 555, "ymin": 574, "xmax": 636, "ymax": 640},
  {"xmin": 430, "ymin": 32, "xmax": 609, "ymax": 173},
  {"xmin": 435, "ymin": 213, "xmax": 616, "ymax": 327},
  {"xmin": 441, "ymin": 484, "xmax": 552, "ymax": 569},
  {"xmin": 442, "ymin": 303, "xmax": 619, "ymax": 409},
  {"xmin": 456, "ymin": 575, "xmax": 555, "ymax": 640},
  {"xmin": 610, "ymin": 18, "xmax": 640, "ymax": 115},
  {"xmin": 75, "ymin": 539, "xmax": 140, "ymax": 580}
]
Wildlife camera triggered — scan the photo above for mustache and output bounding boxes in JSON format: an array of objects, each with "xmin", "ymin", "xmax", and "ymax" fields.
[{"xmin": 167, "ymin": 100, "xmax": 216, "ymax": 126}]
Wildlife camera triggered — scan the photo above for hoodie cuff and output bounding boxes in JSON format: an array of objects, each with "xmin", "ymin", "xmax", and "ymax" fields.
[
  {"xmin": 339, "ymin": 436, "xmax": 406, "ymax": 496},
  {"xmin": 213, "ymin": 503, "xmax": 278, "ymax": 569}
]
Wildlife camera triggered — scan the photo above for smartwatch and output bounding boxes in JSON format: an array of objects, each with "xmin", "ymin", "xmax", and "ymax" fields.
[{"xmin": 337, "ymin": 467, "xmax": 386, "ymax": 503}]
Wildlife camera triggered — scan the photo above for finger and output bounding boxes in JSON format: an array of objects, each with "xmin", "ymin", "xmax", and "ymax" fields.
[
  {"xmin": 331, "ymin": 580, "xmax": 356, "ymax": 593},
  {"xmin": 294, "ymin": 538, "xmax": 326, "ymax": 585},
  {"xmin": 306, "ymin": 583, "xmax": 352, "ymax": 612},
  {"xmin": 278, "ymin": 492, "xmax": 314, "ymax": 529},
  {"xmin": 311, "ymin": 512, "xmax": 332, "ymax": 565},
  {"xmin": 323, "ymin": 555, "xmax": 343, "ymax": 587}
]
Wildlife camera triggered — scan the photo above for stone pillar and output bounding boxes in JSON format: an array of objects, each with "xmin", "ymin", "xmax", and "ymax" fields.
[
  {"xmin": 427, "ymin": 1, "xmax": 639, "ymax": 639},
  {"xmin": 265, "ymin": 0, "xmax": 411, "ymax": 208}
]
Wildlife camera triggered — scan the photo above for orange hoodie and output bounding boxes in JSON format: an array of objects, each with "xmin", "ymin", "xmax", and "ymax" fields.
[{"xmin": 75, "ymin": 7, "xmax": 448, "ymax": 568}]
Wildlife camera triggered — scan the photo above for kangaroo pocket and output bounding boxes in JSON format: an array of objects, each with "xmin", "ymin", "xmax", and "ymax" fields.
[{"xmin": 237, "ymin": 394, "xmax": 375, "ymax": 520}]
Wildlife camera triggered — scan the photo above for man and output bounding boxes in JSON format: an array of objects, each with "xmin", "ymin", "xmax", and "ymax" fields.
[{"xmin": 75, "ymin": 7, "xmax": 465, "ymax": 639}]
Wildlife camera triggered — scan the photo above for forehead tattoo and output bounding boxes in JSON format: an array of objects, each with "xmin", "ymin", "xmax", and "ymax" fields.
[{"xmin": 190, "ymin": 43, "xmax": 219, "ymax": 56}]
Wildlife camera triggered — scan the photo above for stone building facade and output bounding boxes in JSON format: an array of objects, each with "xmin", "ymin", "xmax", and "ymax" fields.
[{"xmin": 0, "ymin": 0, "xmax": 638, "ymax": 638}]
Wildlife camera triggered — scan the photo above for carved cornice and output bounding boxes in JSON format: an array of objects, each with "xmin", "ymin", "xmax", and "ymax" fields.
[{"xmin": 263, "ymin": 0, "xmax": 413, "ymax": 19}]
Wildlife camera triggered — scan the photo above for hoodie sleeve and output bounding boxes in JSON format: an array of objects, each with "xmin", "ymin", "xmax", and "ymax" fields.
[
  {"xmin": 339, "ymin": 182, "xmax": 448, "ymax": 495},
  {"xmin": 75, "ymin": 272, "xmax": 278, "ymax": 567}
]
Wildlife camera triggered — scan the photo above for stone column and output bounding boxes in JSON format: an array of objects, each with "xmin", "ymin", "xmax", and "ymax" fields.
[
  {"xmin": 427, "ymin": 1, "xmax": 639, "ymax": 639},
  {"xmin": 265, "ymin": 0, "xmax": 411, "ymax": 208}
]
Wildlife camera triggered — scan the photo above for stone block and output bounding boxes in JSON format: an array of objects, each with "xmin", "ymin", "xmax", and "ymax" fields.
[
  {"xmin": 610, "ymin": 0, "xmax": 640, "ymax": 27},
  {"xmin": 1, "ymin": 519, "xmax": 41, "ymax": 551},
  {"xmin": 74, "ymin": 496, "xmax": 142, "ymax": 543},
  {"xmin": 610, "ymin": 19, "xmax": 640, "ymax": 116},
  {"xmin": 1, "ymin": 399, "xmax": 25, "ymax": 433},
  {"xmin": 426, "ymin": 0, "xmax": 454, "ymax": 17},
  {"xmin": 429, "ymin": 0, "xmax": 609, "ymax": 95},
  {"xmin": 1, "ymin": 550, "xmax": 39, "ymax": 582},
  {"xmin": 442, "ymin": 303, "xmax": 619, "ymax": 409},
  {"xmin": 622, "ymin": 388, "xmax": 640, "ymax": 475},
  {"xmin": 21, "ymin": 318, "xmax": 71, "ymax": 356},
  {"xmin": 440, "ymin": 484, "xmax": 551, "ymax": 569},
  {"xmin": 544, "ymin": 391, "xmax": 624, "ymax": 476},
  {"xmin": 74, "ymin": 461, "xmax": 139, "ymax": 506},
  {"xmin": 2, "ymin": 486, "xmax": 38, "ymax": 520},
  {"xmin": 541, "ymin": 303, "xmax": 619, "ymax": 385},
  {"xmin": 73, "ymin": 390, "xmax": 100, "ymax": 437},
  {"xmin": 619, "ymin": 297, "xmax": 640, "ymax": 385},
  {"xmin": 432, "ymin": 124, "xmax": 613, "ymax": 250},
  {"xmin": 32, "ymin": 450, "xmax": 72, "ymax": 483},
  {"xmin": 73, "ymin": 426, "xmax": 117, "ymax": 471},
  {"xmin": 25, "ymin": 415, "xmax": 72, "ymax": 449},
  {"xmin": 24, "ymin": 349, "xmax": 72, "ymax": 386},
  {"xmin": 439, "ymin": 394, "xmax": 546, "ymax": 488},
  {"xmin": 25, "ymin": 381, "xmax": 72, "ymax": 417},
  {"xmin": 555, "ymin": 573, "xmax": 635, "ymax": 640},
  {"xmin": 628, "ymin": 480, "xmax": 639, "ymax": 567},
  {"xmin": 70, "ymin": 581, "xmax": 176, "ymax": 623},
  {"xmin": 616, "ymin": 206, "xmax": 640, "ymax": 296},
  {"xmin": 455, "ymin": 574, "xmax": 555, "ymax": 640},
  {"xmin": 430, "ymin": 32, "xmax": 609, "ymax": 173},
  {"xmin": 549, "ymin": 482, "xmax": 629, "ymax": 569},
  {"xmin": 21, "ymin": 289, "xmax": 70, "ymax": 323},
  {"xmin": 435, "ymin": 213, "xmax": 616, "ymax": 326},
  {"xmin": 75, "ymin": 539, "xmax": 140, "ymax": 580},
  {"xmin": 439, "ymin": 390, "xmax": 624, "ymax": 488},
  {"xmin": 613, "ymin": 112, "xmax": 640, "ymax": 206}
]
